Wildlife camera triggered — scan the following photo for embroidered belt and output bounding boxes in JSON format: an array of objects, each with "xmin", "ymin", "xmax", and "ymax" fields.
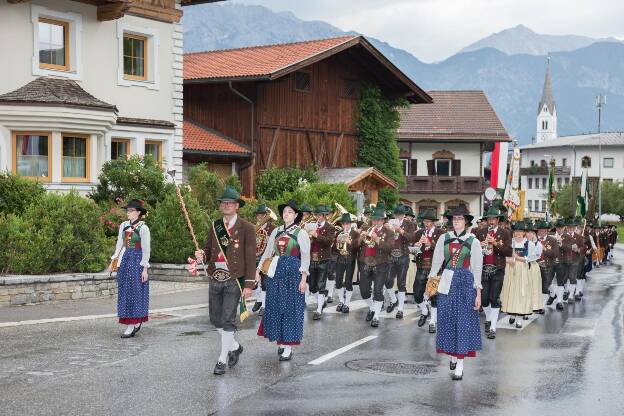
[
  {"xmin": 311, "ymin": 252, "xmax": 320, "ymax": 262},
  {"xmin": 390, "ymin": 249, "xmax": 403, "ymax": 258},
  {"xmin": 212, "ymin": 268, "xmax": 231, "ymax": 282},
  {"xmin": 363, "ymin": 257, "xmax": 377, "ymax": 266},
  {"xmin": 483, "ymin": 264, "xmax": 497, "ymax": 278}
]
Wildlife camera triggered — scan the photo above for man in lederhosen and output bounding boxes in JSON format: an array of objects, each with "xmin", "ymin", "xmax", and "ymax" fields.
[
  {"xmin": 550, "ymin": 218, "xmax": 566, "ymax": 310},
  {"xmin": 412, "ymin": 208, "xmax": 443, "ymax": 333},
  {"xmin": 251, "ymin": 203, "xmax": 276, "ymax": 315},
  {"xmin": 560, "ymin": 218, "xmax": 585, "ymax": 305},
  {"xmin": 575, "ymin": 221, "xmax": 592, "ymax": 300},
  {"xmin": 358, "ymin": 206, "xmax": 395, "ymax": 327},
  {"xmin": 474, "ymin": 207, "xmax": 512, "ymax": 340},
  {"xmin": 535, "ymin": 220, "xmax": 559, "ymax": 313},
  {"xmin": 306, "ymin": 204, "xmax": 335, "ymax": 320},
  {"xmin": 325, "ymin": 206, "xmax": 339, "ymax": 304},
  {"xmin": 385, "ymin": 205, "xmax": 417, "ymax": 319},
  {"xmin": 195, "ymin": 187, "xmax": 256, "ymax": 376},
  {"xmin": 334, "ymin": 213, "xmax": 360, "ymax": 313}
]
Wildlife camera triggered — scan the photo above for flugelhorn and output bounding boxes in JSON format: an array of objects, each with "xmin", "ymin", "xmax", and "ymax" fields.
[{"xmin": 255, "ymin": 207, "xmax": 277, "ymax": 257}]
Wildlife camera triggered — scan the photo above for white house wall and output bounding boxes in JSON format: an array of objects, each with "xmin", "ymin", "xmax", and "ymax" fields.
[{"xmin": 410, "ymin": 142, "xmax": 482, "ymax": 176}]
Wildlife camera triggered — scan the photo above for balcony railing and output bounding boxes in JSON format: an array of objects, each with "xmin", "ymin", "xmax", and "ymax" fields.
[
  {"xmin": 519, "ymin": 166, "xmax": 571, "ymax": 176},
  {"xmin": 402, "ymin": 176, "xmax": 486, "ymax": 194}
]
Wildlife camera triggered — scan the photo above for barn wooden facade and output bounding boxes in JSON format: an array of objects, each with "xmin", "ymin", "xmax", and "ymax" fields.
[{"xmin": 183, "ymin": 35, "xmax": 431, "ymax": 195}]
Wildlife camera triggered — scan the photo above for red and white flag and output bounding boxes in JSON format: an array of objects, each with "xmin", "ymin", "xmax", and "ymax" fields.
[{"xmin": 490, "ymin": 141, "xmax": 509, "ymax": 189}]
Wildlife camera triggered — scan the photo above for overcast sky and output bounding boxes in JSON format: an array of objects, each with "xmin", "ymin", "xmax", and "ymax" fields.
[{"xmin": 231, "ymin": 0, "xmax": 624, "ymax": 62}]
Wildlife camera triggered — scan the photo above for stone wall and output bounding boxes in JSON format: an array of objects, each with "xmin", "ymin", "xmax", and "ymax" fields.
[
  {"xmin": 0, "ymin": 273, "xmax": 117, "ymax": 307},
  {"xmin": 149, "ymin": 263, "xmax": 209, "ymax": 283}
]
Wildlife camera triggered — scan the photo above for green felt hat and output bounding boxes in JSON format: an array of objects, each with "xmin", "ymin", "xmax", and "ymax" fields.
[
  {"xmin": 371, "ymin": 207, "xmax": 387, "ymax": 220},
  {"xmin": 313, "ymin": 204, "xmax": 330, "ymax": 215},
  {"xmin": 217, "ymin": 186, "xmax": 245, "ymax": 208},
  {"xmin": 254, "ymin": 203, "xmax": 269, "ymax": 214},
  {"xmin": 534, "ymin": 220, "xmax": 550, "ymax": 230},
  {"xmin": 339, "ymin": 212, "xmax": 353, "ymax": 224},
  {"xmin": 300, "ymin": 203, "xmax": 312, "ymax": 213},
  {"xmin": 394, "ymin": 204, "xmax": 407, "ymax": 215},
  {"xmin": 418, "ymin": 208, "xmax": 438, "ymax": 221},
  {"xmin": 482, "ymin": 206, "xmax": 503, "ymax": 219}
]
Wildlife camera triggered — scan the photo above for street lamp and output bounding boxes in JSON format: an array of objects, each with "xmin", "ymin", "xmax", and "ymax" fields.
[{"xmin": 595, "ymin": 94, "xmax": 606, "ymax": 225}]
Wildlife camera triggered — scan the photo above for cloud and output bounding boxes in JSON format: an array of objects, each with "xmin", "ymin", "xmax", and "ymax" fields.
[{"xmin": 230, "ymin": 0, "xmax": 624, "ymax": 62}]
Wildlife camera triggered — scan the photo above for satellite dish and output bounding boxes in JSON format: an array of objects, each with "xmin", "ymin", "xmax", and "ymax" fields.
[{"xmin": 485, "ymin": 187, "xmax": 497, "ymax": 201}]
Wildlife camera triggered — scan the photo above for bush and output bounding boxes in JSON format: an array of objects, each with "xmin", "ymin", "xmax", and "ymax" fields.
[
  {"xmin": 98, "ymin": 202, "xmax": 128, "ymax": 238},
  {"xmin": 186, "ymin": 163, "xmax": 243, "ymax": 219},
  {"xmin": 256, "ymin": 167, "xmax": 317, "ymax": 201},
  {"xmin": 147, "ymin": 188, "xmax": 210, "ymax": 264},
  {"xmin": 0, "ymin": 192, "xmax": 111, "ymax": 274},
  {"xmin": 280, "ymin": 182, "xmax": 355, "ymax": 213},
  {"xmin": 0, "ymin": 172, "xmax": 46, "ymax": 215},
  {"xmin": 89, "ymin": 155, "xmax": 171, "ymax": 207}
]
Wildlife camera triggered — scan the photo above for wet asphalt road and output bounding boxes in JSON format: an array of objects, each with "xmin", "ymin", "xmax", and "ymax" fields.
[{"xmin": 1, "ymin": 249, "xmax": 623, "ymax": 416}]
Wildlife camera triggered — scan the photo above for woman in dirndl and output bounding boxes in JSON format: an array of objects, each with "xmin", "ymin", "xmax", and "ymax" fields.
[
  {"xmin": 428, "ymin": 206, "xmax": 483, "ymax": 381},
  {"xmin": 501, "ymin": 221, "xmax": 535, "ymax": 328},
  {"xmin": 256, "ymin": 200, "xmax": 311, "ymax": 361},
  {"xmin": 525, "ymin": 221, "xmax": 544, "ymax": 313},
  {"xmin": 110, "ymin": 199, "xmax": 151, "ymax": 338}
]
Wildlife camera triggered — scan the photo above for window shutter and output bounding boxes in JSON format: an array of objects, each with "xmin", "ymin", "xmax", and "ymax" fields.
[
  {"xmin": 409, "ymin": 159, "xmax": 417, "ymax": 176},
  {"xmin": 427, "ymin": 160, "xmax": 435, "ymax": 175},
  {"xmin": 451, "ymin": 160, "xmax": 461, "ymax": 176}
]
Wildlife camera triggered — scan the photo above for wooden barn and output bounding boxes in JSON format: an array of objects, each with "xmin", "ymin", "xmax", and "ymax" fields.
[{"xmin": 183, "ymin": 35, "xmax": 431, "ymax": 195}]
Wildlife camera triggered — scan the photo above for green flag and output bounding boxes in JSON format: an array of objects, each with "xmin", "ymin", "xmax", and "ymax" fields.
[{"xmin": 576, "ymin": 167, "xmax": 588, "ymax": 217}]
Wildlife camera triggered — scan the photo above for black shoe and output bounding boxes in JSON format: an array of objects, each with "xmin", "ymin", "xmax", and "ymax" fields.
[
  {"xmin": 546, "ymin": 296, "xmax": 556, "ymax": 305},
  {"xmin": 371, "ymin": 318, "xmax": 379, "ymax": 327},
  {"xmin": 537, "ymin": 309, "xmax": 545, "ymax": 314},
  {"xmin": 450, "ymin": 361, "xmax": 457, "ymax": 371},
  {"xmin": 451, "ymin": 373, "xmax": 463, "ymax": 381},
  {"xmin": 336, "ymin": 303, "xmax": 344, "ymax": 312},
  {"xmin": 418, "ymin": 314, "xmax": 428, "ymax": 327},
  {"xmin": 342, "ymin": 305, "xmax": 350, "ymax": 314},
  {"xmin": 327, "ymin": 296, "xmax": 334, "ymax": 304},
  {"xmin": 279, "ymin": 351, "xmax": 292, "ymax": 361},
  {"xmin": 484, "ymin": 321, "xmax": 491, "ymax": 334},
  {"xmin": 515, "ymin": 322, "xmax": 522, "ymax": 329},
  {"xmin": 523, "ymin": 315, "xmax": 529, "ymax": 320},
  {"xmin": 428, "ymin": 323, "xmax": 436, "ymax": 334},
  {"xmin": 365, "ymin": 310, "xmax": 375, "ymax": 322},
  {"xmin": 313, "ymin": 311, "xmax": 322, "ymax": 320},
  {"xmin": 396, "ymin": 310, "xmax": 404, "ymax": 319},
  {"xmin": 213, "ymin": 361, "xmax": 226, "ymax": 375},
  {"xmin": 134, "ymin": 323, "xmax": 142, "ymax": 334},
  {"xmin": 574, "ymin": 294, "xmax": 582, "ymax": 301},
  {"xmin": 386, "ymin": 301, "xmax": 398, "ymax": 314},
  {"xmin": 563, "ymin": 292, "xmax": 569, "ymax": 301},
  {"xmin": 121, "ymin": 327, "xmax": 138, "ymax": 338},
  {"xmin": 277, "ymin": 347, "xmax": 284, "ymax": 356},
  {"xmin": 556, "ymin": 302, "xmax": 564, "ymax": 311},
  {"xmin": 579, "ymin": 291, "xmax": 584, "ymax": 298},
  {"xmin": 487, "ymin": 330, "xmax": 496, "ymax": 339},
  {"xmin": 252, "ymin": 301, "xmax": 263, "ymax": 313},
  {"xmin": 509, "ymin": 317, "xmax": 515, "ymax": 324},
  {"xmin": 227, "ymin": 344, "xmax": 243, "ymax": 368}
]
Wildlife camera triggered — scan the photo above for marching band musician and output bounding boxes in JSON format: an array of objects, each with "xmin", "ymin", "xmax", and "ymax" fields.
[
  {"xmin": 385, "ymin": 205, "xmax": 417, "ymax": 319},
  {"xmin": 334, "ymin": 213, "xmax": 360, "ymax": 313},
  {"xmin": 252, "ymin": 203, "xmax": 277, "ymax": 315},
  {"xmin": 561, "ymin": 218, "xmax": 585, "ymax": 304},
  {"xmin": 535, "ymin": 220, "xmax": 560, "ymax": 313},
  {"xmin": 412, "ymin": 208, "xmax": 444, "ymax": 332},
  {"xmin": 306, "ymin": 204, "xmax": 336, "ymax": 321},
  {"xmin": 357, "ymin": 206, "xmax": 396, "ymax": 328}
]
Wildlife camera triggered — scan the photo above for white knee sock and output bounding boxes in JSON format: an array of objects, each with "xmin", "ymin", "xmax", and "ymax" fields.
[
  {"xmin": 549, "ymin": 283, "xmax": 555, "ymax": 297},
  {"xmin": 373, "ymin": 300, "xmax": 383, "ymax": 319},
  {"xmin": 451, "ymin": 356, "xmax": 458, "ymax": 364},
  {"xmin": 418, "ymin": 301, "xmax": 429, "ymax": 316},
  {"xmin": 365, "ymin": 296, "xmax": 373, "ymax": 310},
  {"xmin": 326, "ymin": 280, "xmax": 336, "ymax": 298},
  {"xmin": 555, "ymin": 286, "xmax": 564, "ymax": 303},
  {"xmin": 569, "ymin": 284, "xmax": 576, "ymax": 297},
  {"xmin": 123, "ymin": 325, "xmax": 135, "ymax": 335},
  {"xmin": 316, "ymin": 293, "xmax": 325, "ymax": 313},
  {"xmin": 260, "ymin": 290, "xmax": 266, "ymax": 306},
  {"xmin": 219, "ymin": 330, "xmax": 234, "ymax": 363},
  {"xmin": 336, "ymin": 287, "xmax": 345, "ymax": 303},
  {"xmin": 490, "ymin": 308, "xmax": 500, "ymax": 331},
  {"xmin": 282, "ymin": 345, "xmax": 292, "ymax": 357},
  {"xmin": 484, "ymin": 305, "xmax": 492, "ymax": 321},
  {"xmin": 345, "ymin": 290, "xmax": 353, "ymax": 306},
  {"xmin": 397, "ymin": 292, "xmax": 406, "ymax": 311},
  {"xmin": 455, "ymin": 359, "xmax": 464, "ymax": 376},
  {"xmin": 388, "ymin": 289, "xmax": 397, "ymax": 304},
  {"xmin": 430, "ymin": 307, "xmax": 438, "ymax": 324},
  {"xmin": 564, "ymin": 281, "xmax": 569, "ymax": 292},
  {"xmin": 577, "ymin": 279, "xmax": 585, "ymax": 293},
  {"xmin": 542, "ymin": 293, "xmax": 550, "ymax": 307}
]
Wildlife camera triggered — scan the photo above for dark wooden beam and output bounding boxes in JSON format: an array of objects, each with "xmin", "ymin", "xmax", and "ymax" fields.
[
  {"xmin": 265, "ymin": 127, "xmax": 280, "ymax": 169},
  {"xmin": 332, "ymin": 133, "xmax": 344, "ymax": 168},
  {"xmin": 97, "ymin": 2, "xmax": 130, "ymax": 21}
]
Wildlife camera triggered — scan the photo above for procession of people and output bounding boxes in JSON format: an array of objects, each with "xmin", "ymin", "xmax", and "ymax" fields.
[{"xmin": 109, "ymin": 187, "xmax": 617, "ymax": 381}]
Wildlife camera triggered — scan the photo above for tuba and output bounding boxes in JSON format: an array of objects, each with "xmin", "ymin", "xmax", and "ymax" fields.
[{"xmin": 255, "ymin": 207, "xmax": 278, "ymax": 257}]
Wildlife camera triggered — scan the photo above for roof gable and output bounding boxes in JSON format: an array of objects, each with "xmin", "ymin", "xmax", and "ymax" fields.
[{"xmin": 183, "ymin": 120, "xmax": 251, "ymax": 156}]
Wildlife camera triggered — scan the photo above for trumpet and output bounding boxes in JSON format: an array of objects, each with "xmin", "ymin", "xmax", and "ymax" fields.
[
  {"xmin": 362, "ymin": 227, "xmax": 377, "ymax": 248},
  {"xmin": 336, "ymin": 229, "xmax": 351, "ymax": 256},
  {"xmin": 255, "ymin": 207, "xmax": 278, "ymax": 257}
]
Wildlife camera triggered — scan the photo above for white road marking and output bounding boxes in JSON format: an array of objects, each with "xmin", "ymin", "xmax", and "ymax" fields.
[
  {"xmin": 0, "ymin": 303, "xmax": 209, "ymax": 328},
  {"xmin": 308, "ymin": 335, "xmax": 378, "ymax": 365},
  {"xmin": 560, "ymin": 318, "xmax": 597, "ymax": 337}
]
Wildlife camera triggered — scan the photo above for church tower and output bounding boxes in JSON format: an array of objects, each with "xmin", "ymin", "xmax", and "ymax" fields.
[{"xmin": 536, "ymin": 56, "xmax": 557, "ymax": 143}]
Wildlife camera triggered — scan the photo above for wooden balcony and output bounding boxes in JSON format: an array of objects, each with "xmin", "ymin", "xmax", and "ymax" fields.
[
  {"xmin": 519, "ymin": 166, "xmax": 571, "ymax": 176},
  {"xmin": 402, "ymin": 176, "xmax": 486, "ymax": 194}
]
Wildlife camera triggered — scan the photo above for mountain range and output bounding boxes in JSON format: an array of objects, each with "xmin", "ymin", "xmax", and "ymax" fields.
[{"xmin": 183, "ymin": 3, "xmax": 624, "ymax": 144}]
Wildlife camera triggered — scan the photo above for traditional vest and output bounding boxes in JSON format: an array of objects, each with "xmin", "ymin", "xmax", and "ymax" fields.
[{"xmin": 274, "ymin": 227, "xmax": 301, "ymax": 257}]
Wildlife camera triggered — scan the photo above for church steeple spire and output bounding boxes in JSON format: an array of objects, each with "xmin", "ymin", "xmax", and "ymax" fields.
[{"xmin": 536, "ymin": 55, "xmax": 557, "ymax": 143}]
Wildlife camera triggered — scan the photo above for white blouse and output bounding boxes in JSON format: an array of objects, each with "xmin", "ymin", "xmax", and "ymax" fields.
[
  {"xmin": 428, "ymin": 231, "xmax": 483, "ymax": 289},
  {"xmin": 258, "ymin": 224, "xmax": 311, "ymax": 274},
  {"xmin": 111, "ymin": 221, "xmax": 151, "ymax": 268},
  {"xmin": 513, "ymin": 238, "xmax": 539, "ymax": 263}
]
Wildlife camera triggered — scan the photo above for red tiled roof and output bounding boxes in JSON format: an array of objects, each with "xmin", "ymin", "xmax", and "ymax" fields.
[
  {"xmin": 184, "ymin": 36, "xmax": 358, "ymax": 81},
  {"xmin": 398, "ymin": 91, "xmax": 510, "ymax": 142},
  {"xmin": 183, "ymin": 120, "xmax": 251, "ymax": 155}
]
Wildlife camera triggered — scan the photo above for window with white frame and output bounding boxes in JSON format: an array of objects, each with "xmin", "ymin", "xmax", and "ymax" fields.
[
  {"xmin": 528, "ymin": 200, "xmax": 533, "ymax": 211},
  {"xmin": 117, "ymin": 22, "xmax": 159, "ymax": 90},
  {"xmin": 604, "ymin": 157, "xmax": 614, "ymax": 168},
  {"xmin": 541, "ymin": 200, "xmax": 546, "ymax": 212},
  {"xmin": 31, "ymin": 5, "xmax": 83, "ymax": 79}
]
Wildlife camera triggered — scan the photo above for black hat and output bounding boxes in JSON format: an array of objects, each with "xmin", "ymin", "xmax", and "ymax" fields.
[
  {"xmin": 123, "ymin": 199, "xmax": 147, "ymax": 215},
  {"xmin": 444, "ymin": 206, "xmax": 474, "ymax": 224},
  {"xmin": 278, "ymin": 199, "xmax": 303, "ymax": 224}
]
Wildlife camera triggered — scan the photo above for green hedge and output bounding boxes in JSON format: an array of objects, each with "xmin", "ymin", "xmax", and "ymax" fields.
[
  {"xmin": 0, "ymin": 172, "xmax": 46, "ymax": 215},
  {"xmin": 256, "ymin": 167, "xmax": 317, "ymax": 201},
  {"xmin": 0, "ymin": 192, "xmax": 111, "ymax": 274}
]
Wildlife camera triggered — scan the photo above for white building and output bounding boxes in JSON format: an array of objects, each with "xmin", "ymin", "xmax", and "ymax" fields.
[
  {"xmin": 520, "ymin": 57, "xmax": 624, "ymax": 214},
  {"xmin": 397, "ymin": 90, "xmax": 511, "ymax": 218},
  {"xmin": 0, "ymin": 0, "xmax": 214, "ymax": 192}
]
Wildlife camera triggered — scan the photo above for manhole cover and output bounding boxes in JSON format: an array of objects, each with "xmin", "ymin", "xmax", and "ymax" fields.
[
  {"xmin": 178, "ymin": 331, "xmax": 205, "ymax": 336},
  {"xmin": 345, "ymin": 359, "xmax": 438, "ymax": 377}
]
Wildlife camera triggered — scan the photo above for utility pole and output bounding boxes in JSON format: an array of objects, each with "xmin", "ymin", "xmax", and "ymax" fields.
[{"xmin": 595, "ymin": 94, "xmax": 606, "ymax": 225}]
